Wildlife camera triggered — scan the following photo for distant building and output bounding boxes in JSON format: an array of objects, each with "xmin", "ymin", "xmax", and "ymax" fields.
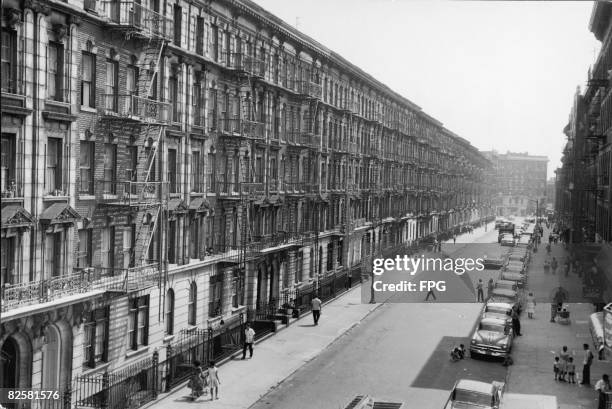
[
  {"xmin": 481, "ymin": 151, "xmax": 548, "ymax": 217},
  {"xmin": 545, "ymin": 177, "xmax": 556, "ymax": 209}
]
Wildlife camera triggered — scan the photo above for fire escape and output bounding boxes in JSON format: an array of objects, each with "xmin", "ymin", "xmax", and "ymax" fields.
[{"xmin": 97, "ymin": 1, "xmax": 172, "ymax": 293}]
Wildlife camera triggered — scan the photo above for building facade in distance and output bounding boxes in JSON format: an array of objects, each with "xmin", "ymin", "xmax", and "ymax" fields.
[
  {"xmin": 0, "ymin": 0, "xmax": 492, "ymax": 405},
  {"xmin": 481, "ymin": 150, "xmax": 548, "ymax": 217}
]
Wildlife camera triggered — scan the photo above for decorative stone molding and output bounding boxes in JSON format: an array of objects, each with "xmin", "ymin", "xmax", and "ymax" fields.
[
  {"xmin": 53, "ymin": 24, "xmax": 68, "ymax": 41},
  {"xmin": 69, "ymin": 14, "xmax": 82, "ymax": 26},
  {"xmin": 5, "ymin": 8, "xmax": 22, "ymax": 28}
]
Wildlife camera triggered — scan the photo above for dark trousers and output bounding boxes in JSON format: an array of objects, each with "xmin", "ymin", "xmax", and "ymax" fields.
[
  {"xmin": 512, "ymin": 318, "xmax": 521, "ymax": 335},
  {"xmin": 582, "ymin": 364, "xmax": 591, "ymax": 385},
  {"xmin": 312, "ymin": 310, "xmax": 321, "ymax": 325},
  {"xmin": 477, "ymin": 289, "xmax": 484, "ymax": 302},
  {"xmin": 242, "ymin": 342, "xmax": 253, "ymax": 359},
  {"xmin": 425, "ymin": 290, "xmax": 436, "ymax": 301}
]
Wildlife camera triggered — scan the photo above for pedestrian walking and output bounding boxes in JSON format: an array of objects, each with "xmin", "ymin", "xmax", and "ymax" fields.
[
  {"xmin": 526, "ymin": 292, "xmax": 536, "ymax": 319},
  {"xmin": 242, "ymin": 323, "xmax": 255, "ymax": 359},
  {"xmin": 554, "ymin": 356, "xmax": 561, "ymax": 381},
  {"xmin": 511, "ymin": 306, "xmax": 522, "ymax": 336},
  {"xmin": 551, "ymin": 257, "xmax": 558, "ymax": 275},
  {"xmin": 311, "ymin": 295, "xmax": 322, "ymax": 325},
  {"xmin": 581, "ymin": 343, "xmax": 594, "ymax": 386},
  {"xmin": 544, "ymin": 259, "xmax": 550, "ymax": 274},
  {"xmin": 595, "ymin": 374, "xmax": 611, "ymax": 409},
  {"xmin": 564, "ymin": 260, "xmax": 570, "ymax": 277},
  {"xmin": 476, "ymin": 279, "xmax": 484, "ymax": 302},
  {"xmin": 453, "ymin": 235, "xmax": 456, "ymax": 244},
  {"xmin": 567, "ymin": 357, "xmax": 576, "ymax": 384},
  {"xmin": 487, "ymin": 278, "xmax": 494, "ymax": 300},
  {"xmin": 206, "ymin": 361, "xmax": 220, "ymax": 401},
  {"xmin": 425, "ymin": 288, "xmax": 437, "ymax": 301},
  {"xmin": 187, "ymin": 360, "xmax": 206, "ymax": 400},
  {"xmin": 558, "ymin": 346, "xmax": 570, "ymax": 382}
]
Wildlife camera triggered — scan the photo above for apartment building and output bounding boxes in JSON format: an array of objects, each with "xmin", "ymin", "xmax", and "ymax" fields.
[
  {"xmin": 481, "ymin": 150, "xmax": 548, "ymax": 217},
  {"xmin": 0, "ymin": 0, "xmax": 491, "ymax": 404}
]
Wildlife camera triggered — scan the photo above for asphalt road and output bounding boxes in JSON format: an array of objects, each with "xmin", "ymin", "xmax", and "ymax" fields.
[{"xmin": 250, "ymin": 227, "xmax": 510, "ymax": 409}]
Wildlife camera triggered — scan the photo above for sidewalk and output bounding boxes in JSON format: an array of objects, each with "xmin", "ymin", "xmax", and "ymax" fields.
[
  {"xmin": 506, "ymin": 225, "xmax": 609, "ymax": 409},
  {"xmin": 145, "ymin": 286, "xmax": 382, "ymax": 409}
]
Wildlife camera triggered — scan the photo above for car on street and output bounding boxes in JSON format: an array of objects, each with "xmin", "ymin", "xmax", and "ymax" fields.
[
  {"xmin": 489, "ymin": 288, "xmax": 523, "ymax": 314},
  {"xmin": 504, "ymin": 261, "xmax": 525, "ymax": 272},
  {"xmin": 508, "ymin": 253, "xmax": 526, "ymax": 263},
  {"xmin": 443, "ymin": 379, "xmax": 505, "ymax": 409},
  {"xmin": 495, "ymin": 280, "xmax": 518, "ymax": 292},
  {"xmin": 500, "ymin": 234, "xmax": 515, "ymax": 247},
  {"xmin": 469, "ymin": 316, "xmax": 514, "ymax": 358},
  {"xmin": 500, "ymin": 272, "xmax": 525, "ymax": 287},
  {"xmin": 483, "ymin": 257, "xmax": 506, "ymax": 270},
  {"xmin": 482, "ymin": 302, "xmax": 514, "ymax": 325},
  {"xmin": 516, "ymin": 235, "xmax": 531, "ymax": 248}
]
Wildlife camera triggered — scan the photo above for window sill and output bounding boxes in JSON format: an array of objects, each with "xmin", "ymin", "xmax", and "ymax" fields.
[
  {"xmin": 169, "ymin": 193, "xmax": 181, "ymax": 198},
  {"xmin": 102, "ymin": 194, "xmax": 118, "ymax": 200},
  {"xmin": 163, "ymin": 335, "xmax": 175, "ymax": 343},
  {"xmin": 43, "ymin": 194, "xmax": 70, "ymax": 201},
  {"xmin": 79, "ymin": 194, "xmax": 95, "ymax": 200},
  {"xmin": 190, "ymin": 192, "xmax": 204, "ymax": 197},
  {"xmin": 231, "ymin": 305, "xmax": 246, "ymax": 315},
  {"xmin": 81, "ymin": 361, "xmax": 111, "ymax": 376},
  {"xmin": 125, "ymin": 346, "xmax": 149, "ymax": 359},
  {"xmin": 80, "ymin": 106, "xmax": 97, "ymax": 113}
]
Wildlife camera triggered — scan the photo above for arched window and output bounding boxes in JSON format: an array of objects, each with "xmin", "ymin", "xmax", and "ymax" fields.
[
  {"xmin": 188, "ymin": 282, "xmax": 197, "ymax": 326},
  {"xmin": 166, "ymin": 289, "xmax": 174, "ymax": 335}
]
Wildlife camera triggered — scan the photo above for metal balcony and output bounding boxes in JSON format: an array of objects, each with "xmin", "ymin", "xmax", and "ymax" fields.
[
  {"xmin": 102, "ymin": 1, "xmax": 173, "ymax": 40},
  {"xmin": 297, "ymin": 81, "xmax": 322, "ymax": 100},
  {"xmin": 101, "ymin": 94, "xmax": 170, "ymax": 123},
  {"xmin": 299, "ymin": 132, "xmax": 321, "ymax": 148},
  {"xmin": 218, "ymin": 118, "xmax": 265, "ymax": 140},
  {"xmin": 99, "ymin": 181, "xmax": 168, "ymax": 207},
  {"xmin": 231, "ymin": 53, "xmax": 266, "ymax": 78}
]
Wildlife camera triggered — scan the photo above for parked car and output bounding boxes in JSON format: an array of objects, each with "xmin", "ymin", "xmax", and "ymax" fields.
[
  {"xmin": 501, "ymin": 272, "xmax": 525, "ymax": 287},
  {"xmin": 508, "ymin": 253, "xmax": 526, "ymax": 262},
  {"xmin": 443, "ymin": 379, "xmax": 505, "ymax": 409},
  {"xmin": 516, "ymin": 235, "xmax": 531, "ymax": 248},
  {"xmin": 482, "ymin": 302, "xmax": 514, "ymax": 325},
  {"xmin": 500, "ymin": 234, "xmax": 515, "ymax": 247},
  {"xmin": 470, "ymin": 316, "xmax": 514, "ymax": 358},
  {"xmin": 495, "ymin": 280, "xmax": 518, "ymax": 292},
  {"xmin": 504, "ymin": 261, "xmax": 525, "ymax": 273},
  {"xmin": 483, "ymin": 257, "xmax": 506, "ymax": 270},
  {"xmin": 489, "ymin": 288, "xmax": 523, "ymax": 314}
]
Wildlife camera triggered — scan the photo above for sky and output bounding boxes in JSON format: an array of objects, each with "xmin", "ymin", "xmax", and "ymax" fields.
[{"xmin": 253, "ymin": 0, "xmax": 601, "ymax": 177}]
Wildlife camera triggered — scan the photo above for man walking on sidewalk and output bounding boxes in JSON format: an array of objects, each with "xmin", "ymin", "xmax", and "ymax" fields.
[
  {"xmin": 581, "ymin": 343, "xmax": 594, "ymax": 386},
  {"xmin": 242, "ymin": 323, "xmax": 256, "ymax": 360},
  {"xmin": 311, "ymin": 295, "xmax": 322, "ymax": 325},
  {"xmin": 476, "ymin": 279, "xmax": 484, "ymax": 302}
]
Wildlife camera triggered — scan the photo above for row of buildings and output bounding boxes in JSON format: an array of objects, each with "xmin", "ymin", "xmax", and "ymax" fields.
[
  {"xmin": 555, "ymin": 2, "xmax": 612, "ymax": 303},
  {"xmin": 0, "ymin": 0, "xmax": 493, "ymax": 404},
  {"xmin": 480, "ymin": 150, "xmax": 548, "ymax": 218}
]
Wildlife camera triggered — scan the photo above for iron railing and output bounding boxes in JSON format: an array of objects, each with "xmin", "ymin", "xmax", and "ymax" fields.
[
  {"xmin": 231, "ymin": 53, "xmax": 266, "ymax": 77},
  {"xmin": 101, "ymin": 94, "xmax": 170, "ymax": 123},
  {"xmin": 102, "ymin": 0, "xmax": 173, "ymax": 40},
  {"xmin": 98, "ymin": 181, "xmax": 168, "ymax": 206}
]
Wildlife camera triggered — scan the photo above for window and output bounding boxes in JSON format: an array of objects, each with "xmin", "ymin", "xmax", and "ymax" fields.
[
  {"xmin": 47, "ymin": 42, "xmax": 64, "ymax": 101},
  {"xmin": 83, "ymin": 307, "xmax": 109, "ymax": 368},
  {"xmin": 169, "ymin": 70, "xmax": 179, "ymax": 122},
  {"xmin": 1, "ymin": 29, "xmax": 17, "ymax": 93},
  {"xmin": 1, "ymin": 238, "xmax": 15, "ymax": 286},
  {"xmin": 46, "ymin": 232, "xmax": 62, "ymax": 277},
  {"xmin": 192, "ymin": 77, "xmax": 203, "ymax": 126},
  {"xmin": 191, "ymin": 151, "xmax": 201, "ymax": 192},
  {"xmin": 46, "ymin": 138, "xmax": 62, "ymax": 194},
  {"xmin": 101, "ymin": 226, "xmax": 115, "ymax": 269},
  {"xmin": 188, "ymin": 282, "xmax": 197, "ymax": 325},
  {"xmin": 168, "ymin": 148, "xmax": 177, "ymax": 193},
  {"xmin": 196, "ymin": 17, "xmax": 204, "ymax": 55},
  {"xmin": 1, "ymin": 133, "xmax": 16, "ymax": 194},
  {"xmin": 81, "ymin": 52, "xmax": 95, "ymax": 107},
  {"xmin": 105, "ymin": 60, "xmax": 118, "ymax": 111},
  {"xmin": 77, "ymin": 229, "xmax": 92, "ymax": 269},
  {"xmin": 205, "ymin": 217, "xmax": 214, "ymax": 252},
  {"xmin": 79, "ymin": 141, "xmax": 94, "ymax": 194},
  {"xmin": 127, "ymin": 295, "xmax": 149, "ymax": 350},
  {"xmin": 168, "ymin": 220, "xmax": 176, "ymax": 264},
  {"xmin": 173, "ymin": 4, "xmax": 182, "ymax": 46},
  {"xmin": 207, "ymin": 151, "xmax": 215, "ymax": 192},
  {"xmin": 326, "ymin": 242, "xmax": 333, "ymax": 272},
  {"xmin": 296, "ymin": 251, "xmax": 303, "ymax": 283},
  {"xmin": 232, "ymin": 270, "xmax": 244, "ymax": 308},
  {"xmin": 127, "ymin": 145, "xmax": 138, "ymax": 182},
  {"xmin": 208, "ymin": 275, "xmax": 222, "ymax": 317},
  {"xmin": 189, "ymin": 217, "xmax": 200, "ymax": 259},
  {"xmin": 103, "ymin": 143, "xmax": 117, "ymax": 194},
  {"xmin": 126, "ymin": 65, "xmax": 138, "ymax": 114},
  {"xmin": 337, "ymin": 240, "xmax": 343, "ymax": 266},
  {"xmin": 165, "ymin": 289, "xmax": 174, "ymax": 335}
]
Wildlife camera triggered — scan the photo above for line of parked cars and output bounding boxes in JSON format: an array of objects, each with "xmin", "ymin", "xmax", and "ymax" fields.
[{"xmin": 470, "ymin": 229, "xmax": 534, "ymax": 360}]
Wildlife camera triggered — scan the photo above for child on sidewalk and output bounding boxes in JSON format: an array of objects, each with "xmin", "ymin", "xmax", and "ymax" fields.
[
  {"xmin": 554, "ymin": 356, "xmax": 561, "ymax": 381},
  {"xmin": 567, "ymin": 357, "xmax": 576, "ymax": 384}
]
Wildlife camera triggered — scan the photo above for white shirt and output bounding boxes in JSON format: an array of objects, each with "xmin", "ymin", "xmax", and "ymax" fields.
[
  {"xmin": 595, "ymin": 379, "xmax": 610, "ymax": 392},
  {"xmin": 245, "ymin": 327, "xmax": 255, "ymax": 343},
  {"xmin": 311, "ymin": 298, "xmax": 322, "ymax": 311}
]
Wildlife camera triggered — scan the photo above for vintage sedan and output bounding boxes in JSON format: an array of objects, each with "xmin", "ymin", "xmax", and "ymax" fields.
[
  {"xmin": 500, "ymin": 234, "xmax": 515, "ymax": 247},
  {"xmin": 495, "ymin": 280, "xmax": 518, "ymax": 292},
  {"xmin": 443, "ymin": 379, "xmax": 505, "ymax": 409},
  {"xmin": 508, "ymin": 253, "xmax": 527, "ymax": 263},
  {"xmin": 483, "ymin": 257, "xmax": 506, "ymax": 270},
  {"xmin": 482, "ymin": 302, "xmax": 514, "ymax": 325},
  {"xmin": 469, "ymin": 317, "xmax": 514, "ymax": 358},
  {"xmin": 501, "ymin": 271, "xmax": 525, "ymax": 284},
  {"xmin": 489, "ymin": 288, "xmax": 523, "ymax": 314}
]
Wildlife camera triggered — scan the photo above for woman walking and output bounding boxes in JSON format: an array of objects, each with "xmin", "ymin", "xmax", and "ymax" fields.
[
  {"xmin": 187, "ymin": 360, "xmax": 205, "ymax": 401},
  {"xmin": 207, "ymin": 360, "xmax": 221, "ymax": 400},
  {"xmin": 526, "ymin": 292, "xmax": 536, "ymax": 319}
]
